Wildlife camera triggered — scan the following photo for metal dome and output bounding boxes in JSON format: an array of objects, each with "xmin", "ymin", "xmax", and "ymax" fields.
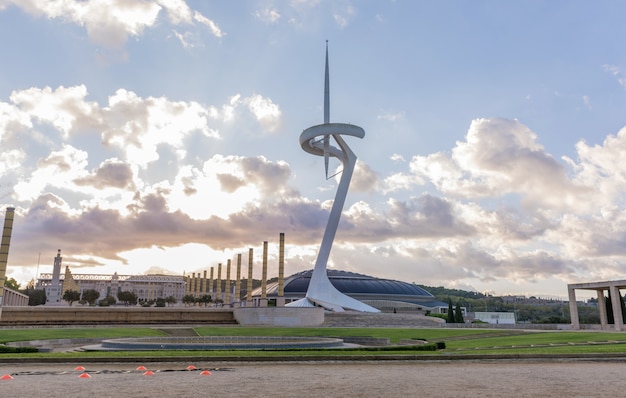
[
  {"xmin": 250, "ymin": 269, "xmax": 444, "ymax": 312},
  {"xmin": 282, "ymin": 269, "xmax": 434, "ymax": 297}
]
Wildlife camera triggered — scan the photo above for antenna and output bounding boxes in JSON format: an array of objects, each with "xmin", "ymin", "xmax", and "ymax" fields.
[{"xmin": 324, "ymin": 40, "xmax": 330, "ymax": 178}]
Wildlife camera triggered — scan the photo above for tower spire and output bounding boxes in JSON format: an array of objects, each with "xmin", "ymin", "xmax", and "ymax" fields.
[
  {"xmin": 323, "ymin": 40, "xmax": 330, "ymax": 178},
  {"xmin": 324, "ymin": 40, "xmax": 330, "ymax": 124}
]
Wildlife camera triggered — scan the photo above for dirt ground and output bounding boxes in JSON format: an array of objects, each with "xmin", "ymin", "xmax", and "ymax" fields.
[{"xmin": 0, "ymin": 359, "xmax": 624, "ymax": 398}]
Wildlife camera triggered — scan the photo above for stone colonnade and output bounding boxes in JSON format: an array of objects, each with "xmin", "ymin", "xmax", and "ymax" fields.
[
  {"xmin": 568, "ymin": 280, "xmax": 626, "ymax": 331},
  {"xmin": 185, "ymin": 232, "xmax": 286, "ymax": 307}
]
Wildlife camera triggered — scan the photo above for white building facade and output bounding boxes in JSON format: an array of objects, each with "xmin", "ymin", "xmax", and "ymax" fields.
[{"xmin": 36, "ymin": 272, "xmax": 186, "ymax": 304}]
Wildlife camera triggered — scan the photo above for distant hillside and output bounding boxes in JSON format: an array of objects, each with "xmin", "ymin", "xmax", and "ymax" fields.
[{"xmin": 417, "ymin": 285, "xmax": 487, "ymax": 300}]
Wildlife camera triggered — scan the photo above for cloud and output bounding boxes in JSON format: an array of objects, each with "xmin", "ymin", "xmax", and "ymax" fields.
[
  {"xmin": 243, "ymin": 94, "xmax": 283, "ymax": 133},
  {"xmin": 603, "ymin": 64, "xmax": 626, "ymax": 89},
  {"xmin": 351, "ymin": 161, "xmax": 379, "ymax": 193},
  {"xmin": 2, "ymin": 0, "xmax": 223, "ymax": 50},
  {"xmin": 377, "ymin": 110, "xmax": 405, "ymax": 121},
  {"xmin": 404, "ymin": 118, "xmax": 591, "ymax": 211},
  {"xmin": 102, "ymin": 89, "xmax": 218, "ymax": 167},
  {"xmin": 14, "ymin": 145, "xmax": 89, "ymax": 202},
  {"xmin": 332, "ymin": 4, "xmax": 356, "ymax": 28},
  {"xmin": 255, "ymin": 7, "xmax": 281, "ymax": 24},
  {"xmin": 10, "ymin": 85, "xmax": 101, "ymax": 138},
  {"xmin": 74, "ymin": 159, "xmax": 137, "ymax": 190}
]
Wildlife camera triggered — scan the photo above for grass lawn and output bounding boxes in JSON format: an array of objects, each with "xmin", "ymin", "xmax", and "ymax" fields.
[
  {"xmin": 2, "ymin": 327, "xmax": 626, "ymax": 359},
  {"xmin": 193, "ymin": 326, "xmax": 501, "ymax": 342},
  {"xmin": 0, "ymin": 327, "xmax": 166, "ymax": 344}
]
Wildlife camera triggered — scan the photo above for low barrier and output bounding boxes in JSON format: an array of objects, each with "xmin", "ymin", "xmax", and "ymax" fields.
[{"xmin": 0, "ymin": 306, "xmax": 237, "ymax": 325}]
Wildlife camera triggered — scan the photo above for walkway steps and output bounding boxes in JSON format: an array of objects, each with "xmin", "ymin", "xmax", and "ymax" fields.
[
  {"xmin": 156, "ymin": 328, "xmax": 199, "ymax": 337},
  {"xmin": 321, "ymin": 312, "xmax": 444, "ymax": 328}
]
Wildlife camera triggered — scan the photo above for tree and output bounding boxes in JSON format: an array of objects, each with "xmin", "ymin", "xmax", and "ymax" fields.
[
  {"xmin": 4, "ymin": 277, "xmax": 20, "ymax": 291},
  {"xmin": 117, "ymin": 290, "xmax": 138, "ymax": 306},
  {"xmin": 198, "ymin": 294, "xmax": 212, "ymax": 307},
  {"xmin": 454, "ymin": 302, "xmax": 464, "ymax": 323},
  {"xmin": 447, "ymin": 298, "xmax": 455, "ymax": 323},
  {"xmin": 81, "ymin": 289, "xmax": 100, "ymax": 306},
  {"xmin": 62, "ymin": 289, "xmax": 81, "ymax": 306},
  {"xmin": 155, "ymin": 297, "xmax": 166, "ymax": 307},
  {"xmin": 182, "ymin": 294, "xmax": 196, "ymax": 306},
  {"xmin": 99, "ymin": 295, "xmax": 116, "ymax": 306},
  {"xmin": 25, "ymin": 288, "xmax": 46, "ymax": 306},
  {"xmin": 165, "ymin": 296, "xmax": 177, "ymax": 307}
]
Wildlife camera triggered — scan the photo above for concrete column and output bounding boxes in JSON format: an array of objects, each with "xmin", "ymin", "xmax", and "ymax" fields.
[
  {"xmin": 216, "ymin": 263, "xmax": 222, "ymax": 305},
  {"xmin": 597, "ymin": 289, "xmax": 608, "ymax": 329},
  {"xmin": 225, "ymin": 259, "xmax": 231, "ymax": 306},
  {"xmin": 261, "ymin": 241, "xmax": 268, "ymax": 307},
  {"xmin": 234, "ymin": 253, "xmax": 242, "ymax": 307},
  {"xmin": 247, "ymin": 248, "xmax": 253, "ymax": 306},
  {"xmin": 0, "ymin": 207, "xmax": 15, "ymax": 317},
  {"xmin": 610, "ymin": 285, "xmax": 624, "ymax": 331},
  {"xmin": 568, "ymin": 286, "xmax": 579, "ymax": 330},
  {"xmin": 201, "ymin": 270, "xmax": 207, "ymax": 295},
  {"xmin": 277, "ymin": 232, "xmax": 286, "ymax": 307},
  {"xmin": 209, "ymin": 267, "xmax": 214, "ymax": 297}
]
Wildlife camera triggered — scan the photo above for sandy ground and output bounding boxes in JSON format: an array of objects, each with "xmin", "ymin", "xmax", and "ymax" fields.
[{"xmin": 0, "ymin": 360, "xmax": 624, "ymax": 398}]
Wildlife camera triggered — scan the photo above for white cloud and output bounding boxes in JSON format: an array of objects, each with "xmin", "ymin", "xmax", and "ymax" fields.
[
  {"xmin": 406, "ymin": 118, "xmax": 591, "ymax": 211},
  {"xmin": 101, "ymin": 89, "xmax": 218, "ymax": 168},
  {"xmin": 602, "ymin": 64, "xmax": 626, "ymax": 89},
  {"xmin": 193, "ymin": 10, "xmax": 225, "ymax": 37},
  {"xmin": 10, "ymin": 85, "xmax": 101, "ymax": 137},
  {"xmin": 569, "ymin": 127, "xmax": 626, "ymax": 209},
  {"xmin": 14, "ymin": 144, "xmax": 89, "ymax": 201},
  {"xmin": 243, "ymin": 94, "xmax": 283, "ymax": 133},
  {"xmin": 255, "ymin": 7, "xmax": 281, "ymax": 24},
  {"xmin": 0, "ymin": 101, "xmax": 32, "ymax": 142},
  {"xmin": 0, "ymin": 149, "xmax": 25, "ymax": 174},
  {"xmin": 377, "ymin": 110, "xmax": 405, "ymax": 121},
  {"xmin": 390, "ymin": 154, "xmax": 405, "ymax": 162},
  {"xmin": 351, "ymin": 161, "xmax": 379, "ymax": 193},
  {"xmin": 3, "ymin": 0, "xmax": 223, "ymax": 50}
]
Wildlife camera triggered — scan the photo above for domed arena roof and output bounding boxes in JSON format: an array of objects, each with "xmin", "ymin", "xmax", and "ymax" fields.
[{"xmin": 250, "ymin": 269, "xmax": 445, "ymax": 312}]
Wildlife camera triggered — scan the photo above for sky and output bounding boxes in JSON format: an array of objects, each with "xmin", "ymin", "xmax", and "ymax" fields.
[{"xmin": 2, "ymin": 0, "xmax": 626, "ymax": 300}]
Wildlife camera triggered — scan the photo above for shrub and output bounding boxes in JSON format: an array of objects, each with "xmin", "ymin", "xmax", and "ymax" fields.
[{"xmin": 0, "ymin": 345, "xmax": 38, "ymax": 353}]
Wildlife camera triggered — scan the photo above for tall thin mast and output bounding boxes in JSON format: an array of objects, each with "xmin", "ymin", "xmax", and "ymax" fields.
[
  {"xmin": 323, "ymin": 40, "xmax": 330, "ymax": 178},
  {"xmin": 324, "ymin": 40, "xmax": 330, "ymax": 124}
]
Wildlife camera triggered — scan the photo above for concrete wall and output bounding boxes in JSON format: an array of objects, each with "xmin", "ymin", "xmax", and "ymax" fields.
[
  {"xmin": 234, "ymin": 307, "xmax": 324, "ymax": 327},
  {"xmin": 0, "ymin": 306, "xmax": 236, "ymax": 325}
]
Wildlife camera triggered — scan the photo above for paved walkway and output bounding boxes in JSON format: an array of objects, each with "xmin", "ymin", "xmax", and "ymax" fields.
[{"xmin": 1, "ymin": 360, "xmax": 623, "ymax": 397}]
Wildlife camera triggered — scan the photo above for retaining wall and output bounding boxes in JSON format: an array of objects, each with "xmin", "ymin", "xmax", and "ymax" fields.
[
  {"xmin": 234, "ymin": 307, "xmax": 324, "ymax": 326},
  {"xmin": 0, "ymin": 306, "xmax": 237, "ymax": 325}
]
